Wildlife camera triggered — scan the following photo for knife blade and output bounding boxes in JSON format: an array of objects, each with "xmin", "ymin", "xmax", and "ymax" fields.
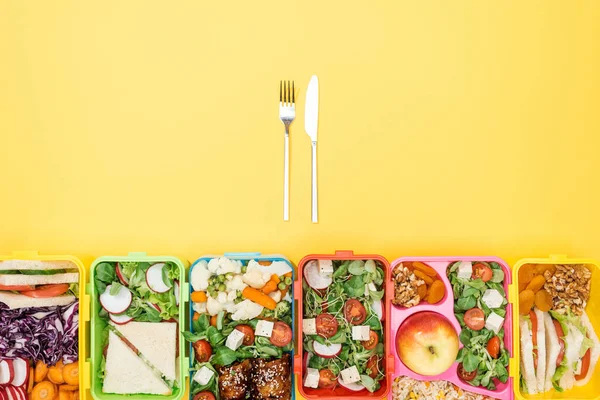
[{"xmin": 305, "ymin": 75, "xmax": 319, "ymax": 223}]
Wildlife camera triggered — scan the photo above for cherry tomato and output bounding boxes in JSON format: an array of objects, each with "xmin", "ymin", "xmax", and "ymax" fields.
[
  {"xmin": 21, "ymin": 284, "xmax": 69, "ymax": 298},
  {"xmin": 193, "ymin": 392, "xmax": 216, "ymax": 400},
  {"xmin": 553, "ymin": 319, "xmax": 565, "ymax": 366},
  {"xmin": 316, "ymin": 314, "xmax": 339, "ymax": 338},
  {"xmin": 530, "ymin": 311, "xmax": 539, "ymax": 369},
  {"xmin": 318, "ymin": 369, "xmax": 337, "ymax": 389},
  {"xmin": 0, "ymin": 284, "xmax": 34, "ymax": 291},
  {"xmin": 344, "ymin": 299, "xmax": 367, "ymax": 325},
  {"xmin": 193, "ymin": 340, "xmax": 212, "ymax": 363},
  {"xmin": 362, "ymin": 331, "xmax": 379, "ymax": 350},
  {"xmin": 472, "ymin": 263, "xmax": 493, "ymax": 282},
  {"xmin": 457, "ymin": 363, "xmax": 477, "ymax": 381},
  {"xmin": 486, "ymin": 336, "xmax": 501, "ymax": 359},
  {"xmin": 270, "ymin": 322, "xmax": 293, "ymax": 347},
  {"xmin": 464, "ymin": 308, "xmax": 485, "ymax": 331},
  {"xmin": 366, "ymin": 355, "xmax": 382, "ymax": 379},
  {"xmin": 235, "ymin": 324, "xmax": 255, "ymax": 346}
]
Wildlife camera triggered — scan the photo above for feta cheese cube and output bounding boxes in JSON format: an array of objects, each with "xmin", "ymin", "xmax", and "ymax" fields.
[
  {"xmin": 340, "ymin": 366, "xmax": 360, "ymax": 384},
  {"xmin": 225, "ymin": 329, "xmax": 245, "ymax": 350},
  {"xmin": 482, "ymin": 289, "xmax": 504, "ymax": 309},
  {"xmin": 485, "ymin": 312, "xmax": 505, "ymax": 334},
  {"xmin": 352, "ymin": 326, "xmax": 370, "ymax": 341},
  {"xmin": 318, "ymin": 259, "xmax": 334, "ymax": 276},
  {"xmin": 255, "ymin": 320, "xmax": 274, "ymax": 337},
  {"xmin": 457, "ymin": 261, "xmax": 473, "ymax": 280},
  {"xmin": 303, "ymin": 318, "xmax": 317, "ymax": 335},
  {"xmin": 193, "ymin": 366, "xmax": 215, "ymax": 386},
  {"xmin": 304, "ymin": 368, "xmax": 320, "ymax": 388}
]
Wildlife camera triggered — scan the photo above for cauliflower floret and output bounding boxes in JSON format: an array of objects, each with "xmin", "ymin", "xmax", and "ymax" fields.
[
  {"xmin": 231, "ymin": 300, "xmax": 264, "ymax": 321},
  {"xmin": 207, "ymin": 258, "xmax": 220, "ymax": 274},
  {"xmin": 217, "ymin": 291, "xmax": 227, "ymax": 304},
  {"xmin": 193, "ymin": 302, "xmax": 207, "ymax": 314},
  {"xmin": 268, "ymin": 291, "xmax": 282, "ymax": 303},
  {"xmin": 242, "ymin": 266, "xmax": 271, "ymax": 289},
  {"xmin": 226, "ymin": 275, "xmax": 247, "ymax": 292},
  {"xmin": 217, "ymin": 257, "xmax": 242, "ymax": 275},
  {"xmin": 190, "ymin": 260, "xmax": 211, "ymax": 291},
  {"xmin": 282, "ymin": 291, "xmax": 292, "ymax": 303},
  {"xmin": 227, "ymin": 290, "xmax": 238, "ymax": 302},
  {"xmin": 225, "ymin": 302, "xmax": 238, "ymax": 313},
  {"xmin": 206, "ymin": 297, "xmax": 223, "ymax": 315}
]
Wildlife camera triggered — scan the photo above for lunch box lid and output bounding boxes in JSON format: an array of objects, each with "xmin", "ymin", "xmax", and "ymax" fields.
[
  {"xmin": 88, "ymin": 252, "xmax": 188, "ymax": 400},
  {"xmin": 295, "ymin": 250, "xmax": 393, "ymax": 400},
  {"xmin": 0, "ymin": 250, "xmax": 89, "ymax": 392}
]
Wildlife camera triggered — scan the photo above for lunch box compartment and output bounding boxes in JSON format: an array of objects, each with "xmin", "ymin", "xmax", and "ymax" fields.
[
  {"xmin": 0, "ymin": 250, "xmax": 89, "ymax": 392},
  {"xmin": 388, "ymin": 257, "xmax": 514, "ymax": 400},
  {"xmin": 88, "ymin": 252, "xmax": 188, "ymax": 400},
  {"xmin": 511, "ymin": 255, "xmax": 600, "ymax": 400},
  {"xmin": 187, "ymin": 252, "xmax": 296, "ymax": 400},
  {"xmin": 295, "ymin": 250, "xmax": 393, "ymax": 400}
]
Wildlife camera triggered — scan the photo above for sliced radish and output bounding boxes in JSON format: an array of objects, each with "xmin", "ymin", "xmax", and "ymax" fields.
[
  {"xmin": 339, "ymin": 379, "xmax": 365, "ymax": 392},
  {"xmin": 372, "ymin": 300, "xmax": 384, "ymax": 321},
  {"xmin": 303, "ymin": 260, "xmax": 332, "ymax": 290},
  {"xmin": 115, "ymin": 263, "xmax": 129, "ymax": 286},
  {"xmin": 100, "ymin": 285, "xmax": 132, "ymax": 314},
  {"xmin": 10, "ymin": 358, "xmax": 28, "ymax": 387},
  {"xmin": 109, "ymin": 313, "xmax": 134, "ymax": 325},
  {"xmin": 146, "ymin": 301, "xmax": 161, "ymax": 312},
  {"xmin": 12, "ymin": 387, "xmax": 26, "ymax": 400},
  {"xmin": 5, "ymin": 386, "xmax": 18, "ymax": 400},
  {"xmin": 174, "ymin": 280, "xmax": 180, "ymax": 306},
  {"xmin": 313, "ymin": 342, "xmax": 342, "ymax": 359},
  {"xmin": 0, "ymin": 389, "xmax": 6, "ymax": 400},
  {"xmin": 146, "ymin": 263, "xmax": 171, "ymax": 293},
  {"xmin": 0, "ymin": 360, "xmax": 14, "ymax": 385}
]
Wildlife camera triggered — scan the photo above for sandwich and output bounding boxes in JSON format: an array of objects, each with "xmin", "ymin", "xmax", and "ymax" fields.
[
  {"xmin": 102, "ymin": 321, "xmax": 178, "ymax": 395},
  {"xmin": 0, "ymin": 260, "xmax": 79, "ymax": 309}
]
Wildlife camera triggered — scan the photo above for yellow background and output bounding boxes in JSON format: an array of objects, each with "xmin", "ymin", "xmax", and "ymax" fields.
[{"xmin": 1, "ymin": 1, "xmax": 599, "ymax": 399}]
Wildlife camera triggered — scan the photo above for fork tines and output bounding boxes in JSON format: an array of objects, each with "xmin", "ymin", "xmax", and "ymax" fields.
[{"xmin": 280, "ymin": 80, "xmax": 295, "ymax": 105}]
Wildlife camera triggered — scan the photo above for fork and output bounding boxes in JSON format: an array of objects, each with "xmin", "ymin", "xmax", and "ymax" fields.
[{"xmin": 280, "ymin": 80, "xmax": 295, "ymax": 221}]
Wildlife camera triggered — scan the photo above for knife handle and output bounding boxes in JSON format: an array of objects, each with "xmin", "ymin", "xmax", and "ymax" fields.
[
  {"xmin": 311, "ymin": 141, "xmax": 318, "ymax": 223},
  {"xmin": 283, "ymin": 133, "xmax": 290, "ymax": 221}
]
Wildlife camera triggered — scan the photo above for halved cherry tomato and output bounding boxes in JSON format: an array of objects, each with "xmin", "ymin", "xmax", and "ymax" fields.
[
  {"xmin": 21, "ymin": 284, "xmax": 69, "ymax": 298},
  {"xmin": 576, "ymin": 336, "xmax": 591, "ymax": 381},
  {"xmin": 530, "ymin": 310, "xmax": 538, "ymax": 369},
  {"xmin": 0, "ymin": 284, "xmax": 35, "ymax": 291},
  {"xmin": 366, "ymin": 355, "xmax": 381, "ymax": 379},
  {"xmin": 193, "ymin": 340, "xmax": 212, "ymax": 363},
  {"xmin": 464, "ymin": 308, "xmax": 485, "ymax": 331},
  {"xmin": 270, "ymin": 322, "xmax": 292, "ymax": 347},
  {"xmin": 316, "ymin": 314, "xmax": 338, "ymax": 338},
  {"xmin": 472, "ymin": 263, "xmax": 493, "ymax": 282},
  {"xmin": 344, "ymin": 299, "xmax": 366, "ymax": 325},
  {"xmin": 193, "ymin": 392, "xmax": 216, "ymax": 400},
  {"xmin": 235, "ymin": 324, "xmax": 255, "ymax": 346},
  {"xmin": 318, "ymin": 369, "xmax": 337, "ymax": 389},
  {"xmin": 553, "ymin": 319, "xmax": 565, "ymax": 366},
  {"xmin": 457, "ymin": 363, "xmax": 476, "ymax": 381},
  {"xmin": 487, "ymin": 336, "xmax": 501, "ymax": 359},
  {"xmin": 362, "ymin": 331, "xmax": 379, "ymax": 350}
]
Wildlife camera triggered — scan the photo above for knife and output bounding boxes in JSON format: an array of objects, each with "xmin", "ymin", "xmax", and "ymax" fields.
[{"xmin": 305, "ymin": 75, "xmax": 319, "ymax": 223}]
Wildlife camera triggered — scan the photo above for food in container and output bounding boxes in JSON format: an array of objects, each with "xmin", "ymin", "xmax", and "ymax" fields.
[
  {"xmin": 392, "ymin": 376, "xmax": 498, "ymax": 400},
  {"xmin": 0, "ymin": 258, "xmax": 81, "ymax": 400},
  {"xmin": 185, "ymin": 256, "xmax": 294, "ymax": 400},
  {"xmin": 393, "ymin": 262, "xmax": 445, "ymax": 307}
]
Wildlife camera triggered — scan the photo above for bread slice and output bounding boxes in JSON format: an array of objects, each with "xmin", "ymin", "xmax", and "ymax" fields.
[
  {"xmin": 111, "ymin": 321, "xmax": 177, "ymax": 381},
  {"xmin": 0, "ymin": 260, "xmax": 76, "ymax": 271},
  {"xmin": 0, "ymin": 292, "xmax": 76, "ymax": 309},
  {"xmin": 0, "ymin": 273, "xmax": 79, "ymax": 286},
  {"xmin": 543, "ymin": 312, "xmax": 561, "ymax": 392},
  {"xmin": 520, "ymin": 317, "xmax": 538, "ymax": 394},
  {"xmin": 533, "ymin": 308, "xmax": 547, "ymax": 393},
  {"xmin": 575, "ymin": 311, "xmax": 600, "ymax": 387},
  {"xmin": 103, "ymin": 331, "xmax": 171, "ymax": 395}
]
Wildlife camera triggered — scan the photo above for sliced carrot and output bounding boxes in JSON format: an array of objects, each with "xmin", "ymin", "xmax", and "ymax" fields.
[
  {"xmin": 260, "ymin": 279, "xmax": 278, "ymax": 295},
  {"xmin": 72, "ymin": 391, "xmax": 79, "ymax": 400},
  {"xmin": 32, "ymin": 381, "xmax": 56, "ymax": 400},
  {"xmin": 48, "ymin": 364, "xmax": 65, "ymax": 384},
  {"xmin": 242, "ymin": 287, "xmax": 277, "ymax": 310},
  {"xmin": 191, "ymin": 291, "xmax": 207, "ymax": 303},
  {"xmin": 28, "ymin": 367, "xmax": 35, "ymax": 393},
  {"xmin": 210, "ymin": 314, "xmax": 218, "ymax": 327},
  {"xmin": 62, "ymin": 363, "xmax": 79, "ymax": 386},
  {"xmin": 59, "ymin": 385, "xmax": 78, "ymax": 391},
  {"xmin": 59, "ymin": 391, "xmax": 71, "ymax": 400},
  {"xmin": 258, "ymin": 260, "xmax": 272, "ymax": 266},
  {"xmin": 193, "ymin": 312, "xmax": 200, "ymax": 321},
  {"xmin": 35, "ymin": 361, "xmax": 49, "ymax": 383}
]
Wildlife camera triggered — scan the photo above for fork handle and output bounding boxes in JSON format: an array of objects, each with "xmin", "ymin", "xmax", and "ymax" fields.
[
  {"xmin": 311, "ymin": 141, "xmax": 318, "ymax": 223},
  {"xmin": 283, "ymin": 132, "xmax": 290, "ymax": 221}
]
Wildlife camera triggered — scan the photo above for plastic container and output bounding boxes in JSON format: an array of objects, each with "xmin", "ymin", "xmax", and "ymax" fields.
[
  {"xmin": 0, "ymin": 250, "xmax": 89, "ymax": 391},
  {"xmin": 295, "ymin": 250, "xmax": 393, "ymax": 400},
  {"xmin": 187, "ymin": 252, "xmax": 296, "ymax": 400},
  {"xmin": 388, "ymin": 256, "xmax": 514, "ymax": 400},
  {"xmin": 89, "ymin": 252, "xmax": 187, "ymax": 400},
  {"xmin": 511, "ymin": 254, "xmax": 600, "ymax": 400}
]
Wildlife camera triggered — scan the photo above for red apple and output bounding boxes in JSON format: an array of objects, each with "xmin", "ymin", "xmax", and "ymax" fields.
[{"xmin": 396, "ymin": 311, "xmax": 459, "ymax": 376}]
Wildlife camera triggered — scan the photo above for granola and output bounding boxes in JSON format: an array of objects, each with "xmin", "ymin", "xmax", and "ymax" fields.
[
  {"xmin": 543, "ymin": 263, "xmax": 591, "ymax": 316},
  {"xmin": 392, "ymin": 263, "xmax": 425, "ymax": 307}
]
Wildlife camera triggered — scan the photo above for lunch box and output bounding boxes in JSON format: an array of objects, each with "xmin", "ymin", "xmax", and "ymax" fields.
[
  {"xmin": 0, "ymin": 250, "xmax": 89, "ymax": 392},
  {"xmin": 187, "ymin": 252, "xmax": 296, "ymax": 400},
  {"xmin": 511, "ymin": 254, "xmax": 600, "ymax": 400},
  {"xmin": 295, "ymin": 250, "xmax": 393, "ymax": 400},
  {"xmin": 88, "ymin": 252, "xmax": 188, "ymax": 400}
]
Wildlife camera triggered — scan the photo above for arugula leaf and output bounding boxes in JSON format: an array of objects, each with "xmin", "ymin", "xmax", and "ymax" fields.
[{"xmin": 343, "ymin": 275, "xmax": 365, "ymax": 298}]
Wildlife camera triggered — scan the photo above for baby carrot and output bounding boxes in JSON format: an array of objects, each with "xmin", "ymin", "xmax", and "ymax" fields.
[
  {"xmin": 242, "ymin": 287, "xmax": 277, "ymax": 310},
  {"xmin": 191, "ymin": 291, "xmax": 207, "ymax": 303}
]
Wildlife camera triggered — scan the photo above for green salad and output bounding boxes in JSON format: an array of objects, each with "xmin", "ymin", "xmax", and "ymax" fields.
[{"xmin": 448, "ymin": 260, "xmax": 510, "ymax": 390}]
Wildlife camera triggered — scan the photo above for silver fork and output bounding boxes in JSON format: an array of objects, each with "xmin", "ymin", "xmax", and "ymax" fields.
[{"xmin": 280, "ymin": 80, "xmax": 295, "ymax": 221}]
